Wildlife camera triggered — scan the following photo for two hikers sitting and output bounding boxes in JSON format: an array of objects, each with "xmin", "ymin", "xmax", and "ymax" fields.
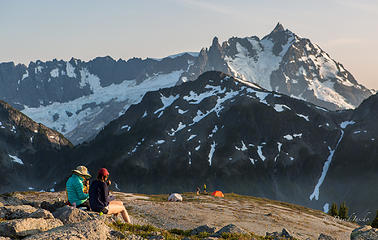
[{"xmin": 66, "ymin": 166, "xmax": 131, "ymax": 223}]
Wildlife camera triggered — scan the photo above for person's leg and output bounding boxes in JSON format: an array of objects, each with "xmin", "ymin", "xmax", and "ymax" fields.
[
  {"xmin": 107, "ymin": 201, "xmax": 131, "ymax": 223},
  {"xmin": 77, "ymin": 199, "xmax": 90, "ymax": 210}
]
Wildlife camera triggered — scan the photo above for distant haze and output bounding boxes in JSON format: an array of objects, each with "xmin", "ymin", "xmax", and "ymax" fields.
[{"xmin": 1, "ymin": 0, "xmax": 377, "ymax": 89}]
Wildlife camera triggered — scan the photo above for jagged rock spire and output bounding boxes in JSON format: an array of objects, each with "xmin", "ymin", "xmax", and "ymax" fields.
[{"xmin": 273, "ymin": 22, "xmax": 285, "ymax": 32}]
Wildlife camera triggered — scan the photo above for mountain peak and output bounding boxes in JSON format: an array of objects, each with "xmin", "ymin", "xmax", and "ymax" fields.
[
  {"xmin": 273, "ymin": 22, "xmax": 285, "ymax": 32},
  {"xmin": 211, "ymin": 36, "xmax": 220, "ymax": 47}
]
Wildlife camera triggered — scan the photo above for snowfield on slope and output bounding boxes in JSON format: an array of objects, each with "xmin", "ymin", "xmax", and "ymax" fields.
[{"xmin": 22, "ymin": 70, "xmax": 183, "ymax": 141}]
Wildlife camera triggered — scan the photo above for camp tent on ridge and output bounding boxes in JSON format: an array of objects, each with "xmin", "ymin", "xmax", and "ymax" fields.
[
  {"xmin": 168, "ymin": 193, "xmax": 183, "ymax": 202},
  {"xmin": 211, "ymin": 191, "xmax": 224, "ymax": 197}
]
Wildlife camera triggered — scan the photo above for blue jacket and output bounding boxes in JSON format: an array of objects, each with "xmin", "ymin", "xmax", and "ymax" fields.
[{"xmin": 66, "ymin": 174, "xmax": 89, "ymax": 206}]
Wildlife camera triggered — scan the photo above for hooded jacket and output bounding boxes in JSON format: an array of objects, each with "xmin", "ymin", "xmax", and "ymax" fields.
[{"xmin": 66, "ymin": 174, "xmax": 89, "ymax": 206}]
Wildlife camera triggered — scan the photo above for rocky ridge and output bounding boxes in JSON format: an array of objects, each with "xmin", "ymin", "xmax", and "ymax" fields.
[{"xmin": 0, "ymin": 191, "xmax": 376, "ymax": 240}]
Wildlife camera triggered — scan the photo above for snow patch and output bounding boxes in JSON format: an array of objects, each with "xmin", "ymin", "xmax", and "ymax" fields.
[
  {"xmin": 323, "ymin": 203, "xmax": 329, "ymax": 213},
  {"xmin": 9, "ymin": 154, "xmax": 24, "ymax": 164},
  {"xmin": 257, "ymin": 146, "xmax": 265, "ymax": 161},
  {"xmin": 310, "ymin": 130, "xmax": 344, "ymax": 201},
  {"xmin": 154, "ymin": 94, "xmax": 179, "ymax": 115},
  {"xmin": 225, "ymin": 35, "xmax": 295, "ymax": 91},
  {"xmin": 50, "ymin": 68, "xmax": 59, "ymax": 78},
  {"xmin": 178, "ymin": 109, "xmax": 188, "ymax": 114},
  {"xmin": 208, "ymin": 141, "xmax": 216, "ymax": 166},
  {"xmin": 66, "ymin": 62, "xmax": 76, "ymax": 78},
  {"xmin": 283, "ymin": 135, "xmax": 293, "ymax": 140},
  {"xmin": 296, "ymin": 114, "xmax": 310, "ymax": 121},
  {"xmin": 340, "ymin": 121, "xmax": 355, "ymax": 129},
  {"xmin": 235, "ymin": 141, "xmax": 248, "ymax": 151},
  {"xmin": 188, "ymin": 135, "xmax": 196, "ymax": 141},
  {"xmin": 79, "ymin": 68, "xmax": 101, "ymax": 92},
  {"xmin": 274, "ymin": 104, "xmax": 291, "ymax": 112},
  {"xmin": 121, "ymin": 125, "xmax": 131, "ymax": 131},
  {"xmin": 21, "ymin": 70, "xmax": 29, "ymax": 81}
]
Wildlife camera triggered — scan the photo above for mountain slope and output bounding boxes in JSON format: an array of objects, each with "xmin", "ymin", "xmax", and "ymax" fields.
[
  {"xmin": 0, "ymin": 100, "xmax": 72, "ymax": 192},
  {"xmin": 63, "ymin": 71, "xmax": 376, "ymax": 216}
]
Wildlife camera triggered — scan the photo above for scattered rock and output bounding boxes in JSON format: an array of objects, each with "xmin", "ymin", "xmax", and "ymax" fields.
[
  {"xmin": 0, "ymin": 237, "xmax": 11, "ymax": 240},
  {"xmin": 318, "ymin": 233, "xmax": 335, "ymax": 239},
  {"xmin": 110, "ymin": 229, "xmax": 126, "ymax": 239},
  {"xmin": 41, "ymin": 200, "xmax": 66, "ymax": 213},
  {"xmin": 266, "ymin": 228, "xmax": 294, "ymax": 239},
  {"xmin": 53, "ymin": 205, "xmax": 93, "ymax": 224},
  {"xmin": 212, "ymin": 224, "xmax": 247, "ymax": 237},
  {"xmin": 24, "ymin": 219, "xmax": 111, "ymax": 240},
  {"xmin": 282, "ymin": 228, "xmax": 293, "ymax": 238},
  {"xmin": 29, "ymin": 208, "xmax": 54, "ymax": 219},
  {"xmin": 0, "ymin": 217, "xmax": 63, "ymax": 238},
  {"xmin": 191, "ymin": 224, "xmax": 216, "ymax": 235},
  {"xmin": 351, "ymin": 225, "xmax": 378, "ymax": 240},
  {"xmin": 0, "ymin": 195, "xmax": 24, "ymax": 206},
  {"xmin": 0, "ymin": 205, "xmax": 38, "ymax": 219},
  {"xmin": 148, "ymin": 236, "xmax": 164, "ymax": 240}
]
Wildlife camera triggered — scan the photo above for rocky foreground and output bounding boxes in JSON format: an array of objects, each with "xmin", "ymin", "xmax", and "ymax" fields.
[{"xmin": 0, "ymin": 191, "xmax": 376, "ymax": 240}]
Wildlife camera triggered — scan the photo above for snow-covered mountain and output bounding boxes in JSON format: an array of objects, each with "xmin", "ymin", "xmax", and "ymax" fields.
[
  {"xmin": 0, "ymin": 55, "xmax": 196, "ymax": 144},
  {"xmin": 70, "ymin": 71, "xmax": 377, "ymax": 216},
  {"xmin": 0, "ymin": 23, "xmax": 373, "ymax": 144},
  {"xmin": 180, "ymin": 23, "xmax": 374, "ymax": 110}
]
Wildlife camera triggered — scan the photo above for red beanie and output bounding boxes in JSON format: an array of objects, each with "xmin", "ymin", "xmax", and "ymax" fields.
[{"xmin": 98, "ymin": 168, "xmax": 109, "ymax": 177}]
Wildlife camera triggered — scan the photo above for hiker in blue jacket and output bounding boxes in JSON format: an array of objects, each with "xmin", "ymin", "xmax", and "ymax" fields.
[
  {"xmin": 66, "ymin": 166, "xmax": 91, "ymax": 209},
  {"xmin": 89, "ymin": 168, "xmax": 131, "ymax": 223}
]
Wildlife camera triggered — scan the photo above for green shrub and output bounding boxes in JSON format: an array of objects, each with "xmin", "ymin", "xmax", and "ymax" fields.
[
  {"xmin": 371, "ymin": 210, "xmax": 378, "ymax": 228},
  {"xmin": 338, "ymin": 202, "xmax": 348, "ymax": 219},
  {"xmin": 329, "ymin": 202, "xmax": 338, "ymax": 217}
]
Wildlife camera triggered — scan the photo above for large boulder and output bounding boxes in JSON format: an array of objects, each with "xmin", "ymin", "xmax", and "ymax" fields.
[
  {"xmin": 212, "ymin": 224, "xmax": 247, "ymax": 237},
  {"xmin": 351, "ymin": 225, "xmax": 378, "ymax": 240},
  {"xmin": 0, "ymin": 195, "xmax": 24, "ymax": 206},
  {"xmin": 29, "ymin": 208, "xmax": 54, "ymax": 219},
  {"xmin": 24, "ymin": 219, "xmax": 111, "ymax": 240},
  {"xmin": 40, "ymin": 200, "xmax": 66, "ymax": 213},
  {"xmin": 266, "ymin": 228, "xmax": 294, "ymax": 239},
  {"xmin": 191, "ymin": 225, "xmax": 216, "ymax": 235},
  {"xmin": 53, "ymin": 205, "xmax": 92, "ymax": 224},
  {"xmin": 318, "ymin": 233, "xmax": 335, "ymax": 240},
  {"xmin": 0, "ymin": 218, "xmax": 63, "ymax": 238},
  {"xmin": 0, "ymin": 205, "xmax": 38, "ymax": 219}
]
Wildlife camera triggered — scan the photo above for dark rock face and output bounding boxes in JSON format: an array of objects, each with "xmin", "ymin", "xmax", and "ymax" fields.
[
  {"xmin": 63, "ymin": 71, "xmax": 377, "ymax": 219},
  {"xmin": 0, "ymin": 100, "xmax": 72, "ymax": 193},
  {"xmin": 0, "ymin": 24, "xmax": 372, "ymax": 145}
]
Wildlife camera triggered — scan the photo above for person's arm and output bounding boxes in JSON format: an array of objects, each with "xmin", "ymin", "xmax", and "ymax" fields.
[{"xmin": 74, "ymin": 177, "xmax": 89, "ymax": 200}]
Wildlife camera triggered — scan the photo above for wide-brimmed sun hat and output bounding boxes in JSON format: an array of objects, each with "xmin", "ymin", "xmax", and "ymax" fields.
[{"xmin": 72, "ymin": 166, "xmax": 91, "ymax": 178}]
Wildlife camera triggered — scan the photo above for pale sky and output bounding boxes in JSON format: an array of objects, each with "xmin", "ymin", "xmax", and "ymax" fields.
[{"xmin": 1, "ymin": 0, "xmax": 377, "ymax": 89}]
